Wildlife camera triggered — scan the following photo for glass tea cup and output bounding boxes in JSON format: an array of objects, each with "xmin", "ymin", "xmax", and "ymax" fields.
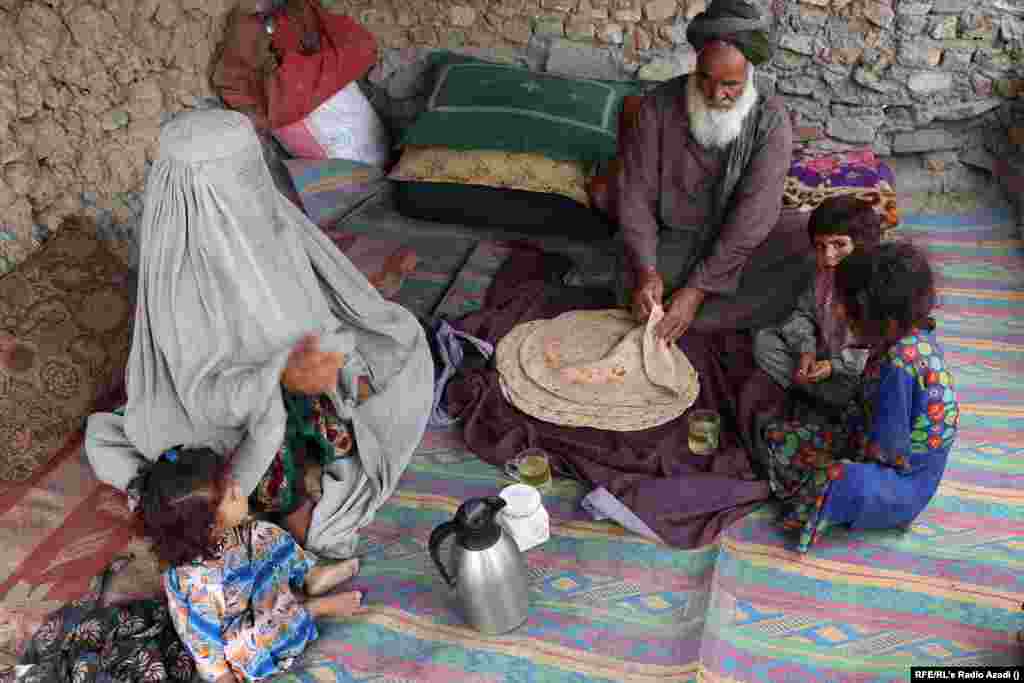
[
  {"xmin": 687, "ymin": 409, "xmax": 721, "ymax": 455},
  {"xmin": 504, "ymin": 447, "xmax": 552, "ymax": 489}
]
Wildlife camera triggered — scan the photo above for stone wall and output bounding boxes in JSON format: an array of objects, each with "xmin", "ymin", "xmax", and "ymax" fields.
[
  {"xmin": 350, "ymin": 0, "xmax": 1024, "ymax": 191},
  {"xmin": 2, "ymin": 0, "xmax": 1022, "ymax": 274},
  {"xmin": 771, "ymin": 0, "xmax": 1023, "ymax": 188}
]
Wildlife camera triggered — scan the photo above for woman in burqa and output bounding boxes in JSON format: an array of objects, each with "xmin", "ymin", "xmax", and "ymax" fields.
[{"xmin": 85, "ymin": 109, "xmax": 433, "ymax": 558}]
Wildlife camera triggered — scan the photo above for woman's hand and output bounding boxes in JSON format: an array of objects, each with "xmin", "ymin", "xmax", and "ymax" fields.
[
  {"xmin": 655, "ymin": 287, "xmax": 705, "ymax": 343},
  {"xmin": 215, "ymin": 673, "xmax": 240, "ymax": 683},
  {"xmin": 281, "ymin": 334, "xmax": 346, "ymax": 396},
  {"xmin": 631, "ymin": 268, "xmax": 664, "ymax": 323}
]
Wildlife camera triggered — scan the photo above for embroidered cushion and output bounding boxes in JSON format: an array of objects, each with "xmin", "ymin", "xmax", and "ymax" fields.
[
  {"xmin": 389, "ymin": 145, "xmax": 592, "ymax": 207},
  {"xmin": 400, "ymin": 52, "xmax": 640, "ymax": 164},
  {"xmin": 784, "ymin": 150, "xmax": 900, "ymax": 232}
]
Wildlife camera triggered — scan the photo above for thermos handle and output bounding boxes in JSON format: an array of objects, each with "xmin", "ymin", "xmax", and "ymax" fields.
[
  {"xmin": 428, "ymin": 521, "xmax": 458, "ymax": 587},
  {"xmin": 483, "ymin": 495, "xmax": 507, "ymax": 511}
]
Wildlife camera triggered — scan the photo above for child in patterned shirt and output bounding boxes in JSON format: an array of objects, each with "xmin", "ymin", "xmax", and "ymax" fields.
[{"xmin": 134, "ymin": 448, "xmax": 365, "ymax": 683}]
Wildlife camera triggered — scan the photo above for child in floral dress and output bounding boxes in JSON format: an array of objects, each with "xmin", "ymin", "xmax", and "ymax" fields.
[
  {"xmin": 759, "ymin": 242, "xmax": 959, "ymax": 553},
  {"xmin": 134, "ymin": 448, "xmax": 365, "ymax": 683}
]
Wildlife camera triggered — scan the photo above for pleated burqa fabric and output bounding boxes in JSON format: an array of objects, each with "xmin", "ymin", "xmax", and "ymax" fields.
[{"xmin": 85, "ymin": 109, "xmax": 432, "ymax": 557}]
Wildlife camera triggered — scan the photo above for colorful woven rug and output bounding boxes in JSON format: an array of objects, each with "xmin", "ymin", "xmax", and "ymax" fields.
[
  {"xmin": 2, "ymin": 205, "xmax": 1021, "ymax": 682},
  {"xmin": 325, "ymin": 228, "xmax": 452, "ymax": 319},
  {"xmin": 315, "ymin": 205, "xmax": 1024, "ymax": 681},
  {"xmin": 432, "ymin": 240, "xmax": 527, "ymax": 320},
  {"xmin": 694, "ymin": 206, "xmax": 1024, "ymax": 681}
]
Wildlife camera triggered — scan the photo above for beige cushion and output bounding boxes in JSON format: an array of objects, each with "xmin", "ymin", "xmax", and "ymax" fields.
[
  {"xmin": 0, "ymin": 217, "xmax": 132, "ymax": 482},
  {"xmin": 389, "ymin": 145, "xmax": 592, "ymax": 206}
]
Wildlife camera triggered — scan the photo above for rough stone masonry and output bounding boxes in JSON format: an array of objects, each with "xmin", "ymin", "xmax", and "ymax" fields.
[
  {"xmin": 2, "ymin": 0, "xmax": 1023, "ymax": 274},
  {"xmin": 350, "ymin": 0, "xmax": 1024, "ymax": 188}
]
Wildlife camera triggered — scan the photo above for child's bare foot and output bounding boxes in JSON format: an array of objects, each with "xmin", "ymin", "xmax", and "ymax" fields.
[
  {"xmin": 305, "ymin": 590, "xmax": 365, "ymax": 619},
  {"xmin": 384, "ymin": 247, "xmax": 418, "ymax": 277},
  {"xmin": 370, "ymin": 247, "xmax": 417, "ymax": 299},
  {"xmin": 305, "ymin": 557, "xmax": 360, "ymax": 597}
]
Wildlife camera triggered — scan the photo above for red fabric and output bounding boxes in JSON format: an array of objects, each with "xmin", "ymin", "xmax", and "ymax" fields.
[
  {"xmin": 213, "ymin": 2, "xmax": 377, "ymax": 131},
  {"xmin": 266, "ymin": 4, "xmax": 378, "ymax": 129},
  {"xmin": 214, "ymin": 12, "xmax": 275, "ymax": 129}
]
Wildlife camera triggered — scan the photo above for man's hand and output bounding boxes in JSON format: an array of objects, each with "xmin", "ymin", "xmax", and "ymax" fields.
[
  {"xmin": 281, "ymin": 334, "xmax": 346, "ymax": 396},
  {"xmin": 631, "ymin": 267, "xmax": 664, "ymax": 323},
  {"xmin": 793, "ymin": 351, "xmax": 816, "ymax": 385},
  {"xmin": 655, "ymin": 287, "xmax": 705, "ymax": 343}
]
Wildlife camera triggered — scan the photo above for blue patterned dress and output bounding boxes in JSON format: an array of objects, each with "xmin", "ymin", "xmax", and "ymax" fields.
[
  {"xmin": 762, "ymin": 328, "xmax": 959, "ymax": 552},
  {"xmin": 164, "ymin": 521, "xmax": 317, "ymax": 682}
]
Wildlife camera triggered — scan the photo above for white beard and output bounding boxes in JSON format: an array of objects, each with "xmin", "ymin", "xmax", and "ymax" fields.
[{"xmin": 687, "ymin": 65, "xmax": 758, "ymax": 150}]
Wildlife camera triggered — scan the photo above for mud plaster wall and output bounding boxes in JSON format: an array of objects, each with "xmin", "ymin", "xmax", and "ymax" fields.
[
  {"xmin": 0, "ymin": 0, "xmax": 235, "ymax": 273},
  {"xmin": 2, "ymin": 0, "xmax": 1023, "ymax": 276}
]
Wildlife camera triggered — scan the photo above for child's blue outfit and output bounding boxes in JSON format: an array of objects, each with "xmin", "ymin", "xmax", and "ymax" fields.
[
  {"xmin": 164, "ymin": 520, "xmax": 317, "ymax": 682},
  {"xmin": 759, "ymin": 328, "xmax": 959, "ymax": 552}
]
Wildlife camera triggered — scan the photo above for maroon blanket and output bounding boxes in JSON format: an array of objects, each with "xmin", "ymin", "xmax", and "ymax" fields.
[{"xmin": 446, "ymin": 246, "xmax": 791, "ymax": 548}]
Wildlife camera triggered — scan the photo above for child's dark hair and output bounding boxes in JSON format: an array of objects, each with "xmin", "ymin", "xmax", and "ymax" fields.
[
  {"xmin": 133, "ymin": 447, "xmax": 231, "ymax": 567},
  {"xmin": 808, "ymin": 195, "xmax": 883, "ymax": 251},
  {"xmin": 834, "ymin": 241, "xmax": 937, "ymax": 345}
]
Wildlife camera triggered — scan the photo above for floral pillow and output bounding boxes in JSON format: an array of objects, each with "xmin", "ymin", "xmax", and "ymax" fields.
[
  {"xmin": 389, "ymin": 145, "xmax": 592, "ymax": 207},
  {"xmin": 784, "ymin": 149, "xmax": 900, "ymax": 231}
]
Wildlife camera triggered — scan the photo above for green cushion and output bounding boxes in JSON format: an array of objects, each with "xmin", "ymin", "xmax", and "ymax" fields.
[{"xmin": 400, "ymin": 52, "xmax": 639, "ymax": 164}]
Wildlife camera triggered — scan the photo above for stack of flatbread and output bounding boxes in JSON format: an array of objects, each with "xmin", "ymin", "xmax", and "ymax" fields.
[{"xmin": 496, "ymin": 307, "xmax": 700, "ymax": 431}]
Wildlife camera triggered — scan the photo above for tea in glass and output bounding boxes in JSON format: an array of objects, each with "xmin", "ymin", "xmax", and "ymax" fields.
[
  {"xmin": 505, "ymin": 448, "xmax": 552, "ymax": 488},
  {"xmin": 687, "ymin": 409, "xmax": 721, "ymax": 455}
]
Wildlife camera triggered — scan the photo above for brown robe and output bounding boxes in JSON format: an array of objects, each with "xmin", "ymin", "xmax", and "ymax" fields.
[
  {"xmin": 445, "ymin": 246, "xmax": 772, "ymax": 549},
  {"xmin": 617, "ymin": 75, "xmax": 814, "ymax": 331}
]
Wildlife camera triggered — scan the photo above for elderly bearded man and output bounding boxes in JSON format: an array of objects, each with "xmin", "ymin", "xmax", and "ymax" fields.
[{"xmin": 617, "ymin": 0, "xmax": 814, "ymax": 343}]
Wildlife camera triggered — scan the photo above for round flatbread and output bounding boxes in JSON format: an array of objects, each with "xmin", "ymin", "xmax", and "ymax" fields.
[
  {"xmin": 518, "ymin": 309, "xmax": 697, "ymax": 407},
  {"xmin": 496, "ymin": 318, "xmax": 700, "ymax": 431}
]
